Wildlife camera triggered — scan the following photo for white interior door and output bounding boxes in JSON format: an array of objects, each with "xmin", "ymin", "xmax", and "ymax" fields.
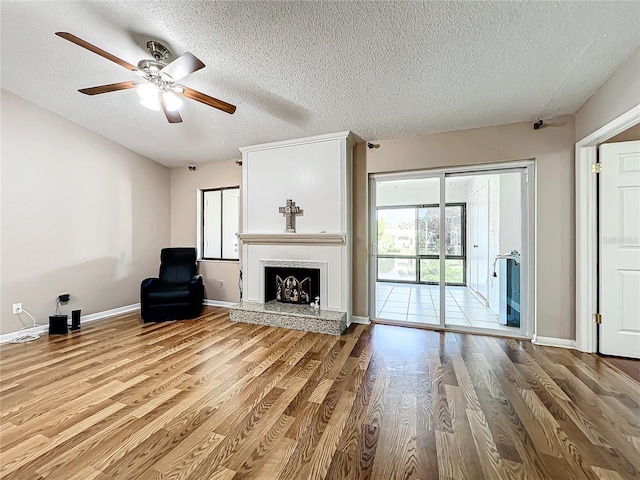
[
  {"xmin": 600, "ymin": 141, "xmax": 640, "ymax": 358},
  {"xmin": 469, "ymin": 190, "xmax": 479, "ymax": 293},
  {"xmin": 476, "ymin": 183, "xmax": 489, "ymax": 301},
  {"xmin": 469, "ymin": 184, "xmax": 489, "ymax": 301}
]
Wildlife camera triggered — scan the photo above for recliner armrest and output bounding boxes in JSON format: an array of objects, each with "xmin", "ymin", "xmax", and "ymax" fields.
[
  {"xmin": 141, "ymin": 277, "xmax": 160, "ymax": 289},
  {"xmin": 189, "ymin": 274, "xmax": 203, "ymax": 294}
]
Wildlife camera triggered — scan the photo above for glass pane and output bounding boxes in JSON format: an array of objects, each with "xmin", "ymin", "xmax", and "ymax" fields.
[
  {"xmin": 222, "ymin": 189, "xmax": 240, "ymax": 259},
  {"xmin": 418, "ymin": 207, "xmax": 439, "ymax": 255},
  {"xmin": 419, "ymin": 258, "xmax": 439, "ymax": 283},
  {"xmin": 445, "ymin": 259, "xmax": 464, "ymax": 284},
  {"xmin": 378, "ymin": 258, "xmax": 417, "ymax": 281},
  {"xmin": 376, "ymin": 177, "xmax": 441, "ymax": 207},
  {"xmin": 377, "ymin": 209, "xmax": 416, "ymax": 256},
  {"xmin": 203, "ymin": 190, "xmax": 222, "ymax": 258},
  {"xmin": 420, "ymin": 259, "xmax": 464, "ymax": 284},
  {"xmin": 445, "ymin": 206, "xmax": 463, "ymax": 255},
  {"xmin": 444, "ymin": 171, "xmax": 524, "ymax": 332}
]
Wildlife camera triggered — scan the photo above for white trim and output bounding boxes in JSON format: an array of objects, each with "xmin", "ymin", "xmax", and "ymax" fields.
[
  {"xmin": 238, "ymin": 233, "xmax": 346, "ymax": 245},
  {"xmin": 0, "ymin": 303, "xmax": 140, "ymax": 344},
  {"xmin": 439, "ymin": 173, "xmax": 447, "ymax": 328},
  {"xmin": 575, "ymin": 104, "xmax": 640, "ymax": 353},
  {"xmin": 0, "ymin": 325, "xmax": 49, "ymax": 344},
  {"xmin": 81, "ymin": 303, "xmax": 140, "ymax": 323},
  {"xmin": 368, "ymin": 175, "xmax": 377, "ymax": 328},
  {"xmin": 203, "ymin": 299, "xmax": 236, "ymax": 308},
  {"xmin": 351, "ymin": 315, "xmax": 370, "ymax": 325},
  {"xmin": 533, "ymin": 335, "xmax": 577, "ymax": 350},
  {"xmin": 370, "ymin": 159, "xmax": 536, "ymax": 182},
  {"xmin": 239, "ymin": 131, "xmax": 354, "ymax": 154},
  {"xmin": 523, "ymin": 163, "xmax": 536, "ymax": 340}
]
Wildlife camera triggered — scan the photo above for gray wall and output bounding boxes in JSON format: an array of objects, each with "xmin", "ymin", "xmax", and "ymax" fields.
[
  {"xmin": 0, "ymin": 90, "xmax": 171, "ymax": 335},
  {"xmin": 576, "ymin": 47, "xmax": 640, "ymax": 140},
  {"xmin": 170, "ymin": 160, "xmax": 242, "ymax": 303}
]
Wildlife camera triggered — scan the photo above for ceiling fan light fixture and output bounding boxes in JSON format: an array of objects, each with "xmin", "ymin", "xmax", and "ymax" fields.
[
  {"xmin": 56, "ymin": 32, "xmax": 236, "ymax": 122},
  {"xmin": 163, "ymin": 91, "xmax": 183, "ymax": 112},
  {"xmin": 137, "ymin": 83, "xmax": 161, "ymax": 111}
]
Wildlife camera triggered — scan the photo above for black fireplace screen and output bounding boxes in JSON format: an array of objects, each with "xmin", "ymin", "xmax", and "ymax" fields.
[{"xmin": 264, "ymin": 266, "xmax": 320, "ymax": 305}]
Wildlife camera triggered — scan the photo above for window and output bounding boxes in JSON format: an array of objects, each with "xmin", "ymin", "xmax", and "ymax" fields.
[
  {"xmin": 377, "ymin": 203, "xmax": 466, "ymax": 285},
  {"xmin": 201, "ymin": 187, "xmax": 240, "ymax": 260}
]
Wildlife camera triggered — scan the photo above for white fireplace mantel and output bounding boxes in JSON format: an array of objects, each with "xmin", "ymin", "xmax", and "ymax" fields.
[{"xmin": 238, "ymin": 233, "xmax": 346, "ymax": 245}]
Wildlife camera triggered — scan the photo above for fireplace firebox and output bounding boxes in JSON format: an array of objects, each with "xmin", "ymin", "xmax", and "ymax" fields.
[{"xmin": 264, "ymin": 266, "xmax": 320, "ymax": 305}]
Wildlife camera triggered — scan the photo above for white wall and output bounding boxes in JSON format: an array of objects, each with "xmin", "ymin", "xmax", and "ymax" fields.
[
  {"xmin": 242, "ymin": 138, "xmax": 347, "ymax": 234},
  {"xmin": 465, "ymin": 175, "xmax": 500, "ymax": 314},
  {"xmin": 0, "ymin": 90, "xmax": 170, "ymax": 334},
  {"xmin": 499, "ymin": 172, "xmax": 522, "ymax": 253}
]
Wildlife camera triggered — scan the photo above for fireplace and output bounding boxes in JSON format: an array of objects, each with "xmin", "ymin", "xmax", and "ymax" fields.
[
  {"xmin": 257, "ymin": 259, "xmax": 328, "ymax": 308},
  {"xmin": 231, "ymin": 131, "xmax": 354, "ymax": 335},
  {"xmin": 264, "ymin": 266, "xmax": 320, "ymax": 305}
]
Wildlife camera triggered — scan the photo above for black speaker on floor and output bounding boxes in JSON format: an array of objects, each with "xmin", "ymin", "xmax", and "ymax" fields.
[
  {"xmin": 71, "ymin": 310, "xmax": 81, "ymax": 331},
  {"xmin": 49, "ymin": 315, "xmax": 68, "ymax": 334}
]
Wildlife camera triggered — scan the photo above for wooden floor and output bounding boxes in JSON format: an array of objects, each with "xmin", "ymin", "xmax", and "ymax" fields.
[
  {"xmin": 0, "ymin": 307, "xmax": 639, "ymax": 480},
  {"xmin": 600, "ymin": 355, "xmax": 640, "ymax": 384}
]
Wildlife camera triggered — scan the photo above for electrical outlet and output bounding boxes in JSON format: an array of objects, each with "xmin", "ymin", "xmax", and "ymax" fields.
[
  {"xmin": 12, "ymin": 303, "xmax": 23, "ymax": 314},
  {"xmin": 219, "ymin": 280, "xmax": 224, "ymax": 288}
]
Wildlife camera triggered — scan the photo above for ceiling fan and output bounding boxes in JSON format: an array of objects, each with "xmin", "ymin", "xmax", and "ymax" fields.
[{"xmin": 55, "ymin": 32, "xmax": 236, "ymax": 123}]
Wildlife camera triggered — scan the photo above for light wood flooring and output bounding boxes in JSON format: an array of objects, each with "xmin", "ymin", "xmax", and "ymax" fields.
[{"xmin": 0, "ymin": 307, "xmax": 639, "ymax": 479}]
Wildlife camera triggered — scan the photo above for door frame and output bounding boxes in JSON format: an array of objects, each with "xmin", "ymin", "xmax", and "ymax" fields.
[
  {"xmin": 575, "ymin": 104, "xmax": 640, "ymax": 353},
  {"xmin": 369, "ymin": 160, "xmax": 535, "ymax": 339}
]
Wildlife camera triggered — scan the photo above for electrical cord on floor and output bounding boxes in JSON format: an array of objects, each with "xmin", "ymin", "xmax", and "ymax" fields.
[{"xmin": 10, "ymin": 309, "xmax": 45, "ymax": 343}]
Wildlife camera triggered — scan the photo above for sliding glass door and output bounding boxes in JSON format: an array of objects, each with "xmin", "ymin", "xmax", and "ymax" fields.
[{"xmin": 370, "ymin": 163, "xmax": 533, "ymax": 339}]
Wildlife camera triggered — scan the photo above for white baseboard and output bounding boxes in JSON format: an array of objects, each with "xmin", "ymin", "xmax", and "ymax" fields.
[
  {"xmin": 0, "ymin": 324, "xmax": 50, "ymax": 344},
  {"xmin": 351, "ymin": 315, "xmax": 370, "ymax": 325},
  {"xmin": 203, "ymin": 299, "xmax": 236, "ymax": 308},
  {"xmin": 0, "ymin": 303, "xmax": 140, "ymax": 344},
  {"xmin": 81, "ymin": 303, "xmax": 140, "ymax": 323},
  {"xmin": 533, "ymin": 335, "xmax": 577, "ymax": 350}
]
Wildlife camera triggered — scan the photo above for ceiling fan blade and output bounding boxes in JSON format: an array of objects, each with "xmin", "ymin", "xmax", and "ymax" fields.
[
  {"xmin": 159, "ymin": 52, "xmax": 205, "ymax": 82},
  {"xmin": 78, "ymin": 81, "xmax": 138, "ymax": 95},
  {"xmin": 160, "ymin": 95, "xmax": 183, "ymax": 123},
  {"xmin": 178, "ymin": 86, "xmax": 236, "ymax": 114},
  {"xmin": 55, "ymin": 32, "xmax": 140, "ymax": 73}
]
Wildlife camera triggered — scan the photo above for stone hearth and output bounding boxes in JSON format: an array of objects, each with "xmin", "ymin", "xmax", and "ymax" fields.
[{"xmin": 230, "ymin": 301, "xmax": 346, "ymax": 335}]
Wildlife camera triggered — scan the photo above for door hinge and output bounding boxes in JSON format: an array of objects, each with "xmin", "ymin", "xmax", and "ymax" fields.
[
  {"xmin": 592, "ymin": 163, "xmax": 602, "ymax": 173},
  {"xmin": 593, "ymin": 313, "xmax": 602, "ymax": 324}
]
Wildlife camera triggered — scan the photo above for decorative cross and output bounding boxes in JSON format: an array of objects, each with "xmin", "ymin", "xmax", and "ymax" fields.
[{"xmin": 278, "ymin": 199, "xmax": 303, "ymax": 233}]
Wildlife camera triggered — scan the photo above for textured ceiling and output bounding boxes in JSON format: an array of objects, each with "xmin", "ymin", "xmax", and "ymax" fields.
[{"xmin": 2, "ymin": 1, "xmax": 639, "ymax": 167}]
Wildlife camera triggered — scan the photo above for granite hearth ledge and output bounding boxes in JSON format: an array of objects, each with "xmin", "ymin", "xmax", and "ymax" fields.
[
  {"xmin": 230, "ymin": 301, "xmax": 347, "ymax": 335},
  {"xmin": 237, "ymin": 233, "xmax": 346, "ymax": 245}
]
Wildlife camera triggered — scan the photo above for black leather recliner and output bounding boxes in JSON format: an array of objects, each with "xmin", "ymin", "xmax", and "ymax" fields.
[{"xmin": 140, "ymin": 247, "xmax": 204, "ymax": 322}]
